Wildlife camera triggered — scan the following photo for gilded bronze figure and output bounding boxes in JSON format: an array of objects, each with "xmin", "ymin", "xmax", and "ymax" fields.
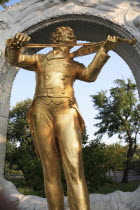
[{"xmin": 5, "ymin": 27, "xmax": 136, "ymax": 210}]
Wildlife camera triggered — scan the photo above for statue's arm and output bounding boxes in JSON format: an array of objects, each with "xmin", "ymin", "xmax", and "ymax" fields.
[
  {"xmin": 75, "ymin": 36, "xmax": 118, "ymax": 82},
  {"xmin": 76, "ymin": 49, "xmax": 110, "ymax": 82},
  {"xmin": 5, "ymin": 33, "xmax": 37, "ymax": 71}
]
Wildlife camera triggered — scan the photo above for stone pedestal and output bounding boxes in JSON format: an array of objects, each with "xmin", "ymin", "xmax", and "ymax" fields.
[{"xmin": 0, "ymin": 177, "xmax": 140, "ymax": 210}]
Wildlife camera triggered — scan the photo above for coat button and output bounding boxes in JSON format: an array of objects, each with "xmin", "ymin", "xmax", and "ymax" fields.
[{"xmin": 64, "ymin": 64, "xmax": 70, "ymax": 68}]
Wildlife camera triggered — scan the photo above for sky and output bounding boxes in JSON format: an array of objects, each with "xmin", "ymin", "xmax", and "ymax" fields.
[
  {"xmin": 0, "ymin": 0, "xmax": 21, "ymax": 8},
  {"xmin": 1, "ymin": 0, "xmax": 137, "ymax": 144}
]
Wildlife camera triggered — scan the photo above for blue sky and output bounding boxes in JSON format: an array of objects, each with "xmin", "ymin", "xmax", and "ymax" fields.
[
  {"xmin": 0, "ymin": 0, "xmax": 21, "ymax": 10},
  {"xmin": 1, "ymin": 0, "xmax": 136, "ymax": 144}
]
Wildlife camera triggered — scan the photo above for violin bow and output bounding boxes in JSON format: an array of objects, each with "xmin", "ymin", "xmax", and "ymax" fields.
[
  {"xmin": 70, "ymin": 37, "xmax": 137, "ymax": 58},
  {"xmin": 25, "ymin": 37, "xmax": 137, "ymax": 58}
]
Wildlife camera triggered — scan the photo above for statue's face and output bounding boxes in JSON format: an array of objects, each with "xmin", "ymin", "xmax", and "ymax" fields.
[
  {"xmin": 60, "ymin": 30, "xmax": 76, "ymax": 43},
  {"xmin": 51, "ymin": 27, "xmax": 76, "ymax": 44}
]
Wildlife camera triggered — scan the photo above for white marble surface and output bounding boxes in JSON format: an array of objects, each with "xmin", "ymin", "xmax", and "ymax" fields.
[
  {"xmin": 0, "ymin": 177, "xmax": 140, "ymax": 210},
  {"xmin": 0, "ymin": 0, "xmax": 140, "ymax": 51}
]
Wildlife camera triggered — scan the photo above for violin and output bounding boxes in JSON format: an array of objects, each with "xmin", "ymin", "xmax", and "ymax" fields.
[{"xmin": 25, "ymin": 37, "xmax": 137, "ymax": 58}]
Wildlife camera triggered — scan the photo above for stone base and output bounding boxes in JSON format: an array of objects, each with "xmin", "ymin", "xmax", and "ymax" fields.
[{"xmin": 0, "ymin": 177, "xmax": 140, "ymax": 210}]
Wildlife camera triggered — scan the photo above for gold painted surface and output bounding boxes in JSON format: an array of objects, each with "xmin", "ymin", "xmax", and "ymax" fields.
[{"xmin": 5, "ymin": 27, "xmax": 130, "ymax": 210}]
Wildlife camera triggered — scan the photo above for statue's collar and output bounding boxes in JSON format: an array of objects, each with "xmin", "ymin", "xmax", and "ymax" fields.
[{"xmin": 47, "ymin": 50, "xmax": 70, "ymax": 60}]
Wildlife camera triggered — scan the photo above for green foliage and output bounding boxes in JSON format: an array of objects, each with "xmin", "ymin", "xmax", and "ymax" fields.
[
  {"xmin": 83, "ymin": 140, "xmax": 127, "ymax": 191},
  {"xmin": 7, "ymin": 99, "xmax": 31, "ymax": 144},
  {"xmin": 105, "ymin": 144, "xmax": 127, "ymax": 182},
  {"xmin": 105, "ymin": 144, "xmax": 126, "ymax": 171},
  {"xmin": 130, "ymin": 146, "xmax": 140, "ymax": 174},
  {"xmin": 93, "ymin": 180, "xmax": 140, "ymax": 194},
  {"xmin": 91, "ymin": 79, "xmax": 140, "ymax": 182},
  {"xmin": 4, "ymin": 140, "xmax": 20, "ymax": 175},
  {"xmin": 6, "ymin": 179, "xmax": 45, "ymax": 197},
  {"xmin": 91, "ymin": 79, "xmax": 140, "ymax": 141},
  {"xmin": 82, "ymin": 128, "xmax": 89, "ymax": 145},
  {"xmin": 9, "ymin": 179, "xmax": 140, "ymax": 196},
  {"xmin": 133, "ymin": 146, "xmax": 140, "ymax": 160},
  {"xmin": 130, "ymin": 159, "xmax": 140, "ymax": 174},
  {"xmin": 0, "ymin": 0, "xmax": 9, "ymax": 4},
  {"xmin": 5, "ymin": 99, "xmax": 44, "ymax": 192},
  {"xmin": 83, "ymin": 139, "xmax": 110, "ymax": 191}
]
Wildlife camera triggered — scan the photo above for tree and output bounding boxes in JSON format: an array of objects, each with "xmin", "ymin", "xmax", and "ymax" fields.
[
  {"xmin": 4, "ymin": 140, "xmax": 19, "ymax": 176},
  {"xmin": 133, "ymin": 145, "xmax": 140, "ymax": 160},
  {"xmin": 0, "ymin": 0, "xmax": 9, "ymax": 4},
  {"xmin": 105, "ymin": 144, "xmax": 126, "ymax": 182},
  {"xmin": 82, "ymin": 127, "xmax": 89, "ymax": 145},
  {"xmin": 83, "ymin": 139, "xmax": 110, "ymax": 191},
  {"xmin": 130, "ymin": 145, "xmax": 140, "ymax": 175},
  {"xmin": 5, "ymin": 99, "xmax": 44, "ymax": 192},
  {"xmin": 91, "ymin": 79, "xmax": 140, "ymax": 183}
]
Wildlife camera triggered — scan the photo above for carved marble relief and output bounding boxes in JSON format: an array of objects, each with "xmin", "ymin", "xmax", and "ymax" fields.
[
  {"xmin": 0, "ymin": 20, "xmax": 9, "ymax": 31},
  {"xmin": 125, "ymin": 0, "xmax": 140, "ymax": 31},
  {"xmin": 73, "ymin": 0, "xmax": 121, "ymax": 12},
  {"xmin": 73, "ymin": 0, "xmax": 140, "ymax": 32}
]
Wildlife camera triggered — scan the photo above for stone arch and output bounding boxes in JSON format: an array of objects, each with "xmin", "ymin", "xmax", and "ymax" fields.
[
  {"xmin": 0, "ymin": 0, "xmax": 140, "ymax": 179},
  {"xmin": 24, "ymin": 14, "xmax": 140, "ymax": 90}
]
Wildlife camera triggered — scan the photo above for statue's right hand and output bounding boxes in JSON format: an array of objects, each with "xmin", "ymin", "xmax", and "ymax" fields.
[{"xmin": 7, "ymin": 33, "xmax": 31, "ymax": 48}]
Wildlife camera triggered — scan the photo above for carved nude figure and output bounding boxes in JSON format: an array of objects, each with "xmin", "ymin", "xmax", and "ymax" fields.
[{"xmin": 5, "ymin": 26, "xmax": 118, "ymax": 210}]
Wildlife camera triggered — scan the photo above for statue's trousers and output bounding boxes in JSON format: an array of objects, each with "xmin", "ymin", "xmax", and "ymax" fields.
[{"xmin": 27, "ymin": 96, "xmax": 90, "ymax": 210}]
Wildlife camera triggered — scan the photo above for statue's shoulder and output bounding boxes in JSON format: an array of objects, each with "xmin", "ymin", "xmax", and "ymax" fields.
[
  {"xmin": 36, "ymin": 51, "xmax": 52, "ymax": 61},
  {"xmin": 71, "ymin": 59, "xmax": 85, "ymax": 69}
]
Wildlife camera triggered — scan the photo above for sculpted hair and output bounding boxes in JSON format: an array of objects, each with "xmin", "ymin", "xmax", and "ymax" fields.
[{"xmin": 51, "ymin": 26, "xmax": 76, "ymax": 44}]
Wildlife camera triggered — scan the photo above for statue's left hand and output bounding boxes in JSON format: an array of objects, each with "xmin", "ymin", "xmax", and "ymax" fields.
[
  {"xmin": 6, "ymin": 33, "xmax": 31, "ymax": 49},
  {"xmin": 101, "ymin": 35, "xmax": 119, "ymax": 53}
]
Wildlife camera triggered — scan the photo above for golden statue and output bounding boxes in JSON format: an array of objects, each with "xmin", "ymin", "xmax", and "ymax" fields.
[{"xmin": 5, "ymin": 27, "xmax": 136, "ymax": 210}]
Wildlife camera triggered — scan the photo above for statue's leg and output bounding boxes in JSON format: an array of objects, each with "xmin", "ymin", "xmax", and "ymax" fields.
[
  {"xmin": 29, "ymin": 98, "xmax": 64, "ymax": 210},
  {"xmin": 55, "ymin": 107, "xmax": 90, "ymax": 210}
]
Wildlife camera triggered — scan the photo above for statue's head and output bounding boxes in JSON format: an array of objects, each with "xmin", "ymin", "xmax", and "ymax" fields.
[{"xmin": 51, "ymin": 26, "xmax": 76, "ymax": 44}]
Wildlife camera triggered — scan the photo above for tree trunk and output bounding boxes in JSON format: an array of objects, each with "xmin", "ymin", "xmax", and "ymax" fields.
[
  {"xmin": 122, "ymin": 159, "xmax": 131, "ymax": 183},
  {"xmin": 122, "ymin": 143, "xmax": 137, "ymax": 183}
]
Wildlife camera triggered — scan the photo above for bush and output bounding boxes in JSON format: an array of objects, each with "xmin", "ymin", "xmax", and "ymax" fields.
[
  {"xmin": 83, "ymin": 139, "xmax": 109, "ymax": 192},
  {"xmin": 131, "ymin": 160, "xmax": 140, "ymax": 175}
]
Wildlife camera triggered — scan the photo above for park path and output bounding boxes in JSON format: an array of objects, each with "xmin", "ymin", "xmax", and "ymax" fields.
[{"xmin": 112, "ymin": 175, "xmax": 140, "ymax": 182}]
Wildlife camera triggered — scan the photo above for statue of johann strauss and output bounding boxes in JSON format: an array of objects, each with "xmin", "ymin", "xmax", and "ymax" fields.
[{"xmin": 5, "ymin": 26, "xmax": 118, "ymax": 210}]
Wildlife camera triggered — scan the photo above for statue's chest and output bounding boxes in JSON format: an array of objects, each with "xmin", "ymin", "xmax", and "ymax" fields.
[
  {"xmin": 45, "ymin": 58, "xmax": 71, "ymax": 71},
  {"xmin": 37, "ymin": 54, "xmax": 75, "ymax": 83},
  {"xmin": 37, "ymin": 57, "xmax": 73, "ymax": 86},
  {"xmin": 43, "ymin": 58, "xmax": 72, "ymax": 78}
]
